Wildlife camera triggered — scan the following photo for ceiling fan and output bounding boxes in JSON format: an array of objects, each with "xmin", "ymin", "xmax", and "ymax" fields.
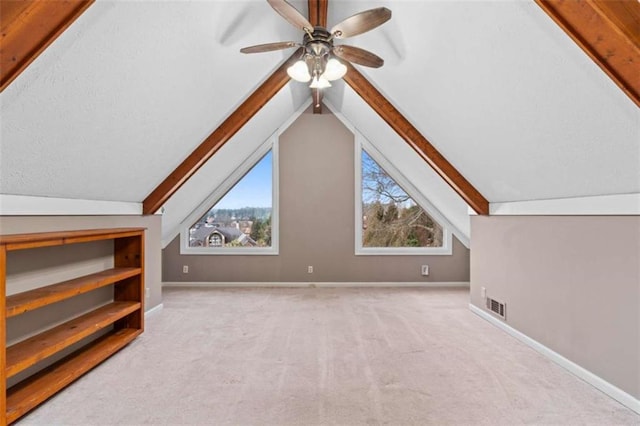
[{"xmin": 240, "ymin": 0, "xmax": 391, "ymax": 89}]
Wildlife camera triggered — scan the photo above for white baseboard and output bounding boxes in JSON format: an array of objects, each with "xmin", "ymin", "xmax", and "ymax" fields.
[
  {"xmin": 144, "ymin": 303, "xmax": 163, "ymax": 317},
  {"xmin": 163, "ymin": 281, "xmax": 470, "ymax": 288},
  {"xmin": 469, "ymin": 303, "xmax": 640, "ymax": 414}
]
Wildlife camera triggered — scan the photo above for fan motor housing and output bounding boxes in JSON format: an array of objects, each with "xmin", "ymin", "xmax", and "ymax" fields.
[
  {"xmin": 302, "ymin": 27, "xmax": 333, "ymax": 77},
  {"xmin": 303, "ymin": 27, "xmax": 333, "ymax": 54}
]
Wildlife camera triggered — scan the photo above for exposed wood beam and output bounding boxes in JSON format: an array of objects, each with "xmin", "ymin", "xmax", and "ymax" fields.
[
  {"xmin": 319, "ymin": 0, "xmax": 328, "ymax": 28},
  {"xmin": 535, "ymin": 0, "xmax": 640, "ymax": 107},
  {"xmin": 307, "ymin": 0, "xmax": 320, "ymax": 26},
  {"xmin": 0, "ymin": 0, "xmax": 95, "ymax": 92},
  {"xmin": 308, "ymin": 0, "xmax": 328, "ymax": 27},
  {"xmin": 142, "ymin": 51, "xmax": 301, "ymax": 215},
  {"xmin": 343, "ymin": 63, "xmax": 490, "ymax": 215},
  {"xmin": 0, "ymin": 246, "xmax": 5, "ymax": 425},
  {"xmin": 308, "ymin": 0, "xmax": 328, "ymax": 114}
]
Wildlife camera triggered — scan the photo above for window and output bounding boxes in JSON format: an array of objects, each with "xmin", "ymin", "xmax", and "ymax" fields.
[
  {"xmin": 208, "ymin": 233, "xmax": 223, "ymax": 247},
  {"xmin": 355, "ymin": 139, "xmax": 452, "ymax": 255},
  {"xmin": 181, "ymin": 139, "xmax": 278, "ymax": 255}
]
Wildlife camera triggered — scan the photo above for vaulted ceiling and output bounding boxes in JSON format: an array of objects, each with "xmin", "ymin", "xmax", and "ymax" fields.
[{"xmin": 1, "ymin": 1, "xmax": 638, "ymax": 238}]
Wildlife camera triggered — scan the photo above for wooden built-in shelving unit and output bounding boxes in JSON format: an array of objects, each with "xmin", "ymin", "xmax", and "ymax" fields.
[{"xmin": 0, "ymin": 228, "xmax": 145, "ymax": 425}]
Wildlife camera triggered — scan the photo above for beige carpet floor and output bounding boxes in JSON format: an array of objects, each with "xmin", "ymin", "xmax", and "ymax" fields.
[{"xmin": 17, "ymin": 287, "xmax": 640, "ymax": 425}]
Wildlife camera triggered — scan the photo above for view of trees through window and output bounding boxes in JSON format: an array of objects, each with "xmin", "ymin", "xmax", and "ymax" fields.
[
  {"xmin": 189, "ymin": 151, "xmax": 272, "ymax": 248},
  {"xmin": 361, "ymin": 150, "xmax": 443, "ymax": 248}
]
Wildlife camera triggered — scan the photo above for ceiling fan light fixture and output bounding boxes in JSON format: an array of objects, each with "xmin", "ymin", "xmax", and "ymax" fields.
[
  {"xmin": 287, "ymin": 60, "xmax": 311, "ymax": 82},
  {"xmin": 323, "ymin": 58, "xmax": 347, "ymax": 81},
  {"xmin": 309, "ymin": 75, "xmax": 331, "ymax": 89},
  {"xmin": 242, "ymin": 1, "xmax": 391, "ymax": 95}
]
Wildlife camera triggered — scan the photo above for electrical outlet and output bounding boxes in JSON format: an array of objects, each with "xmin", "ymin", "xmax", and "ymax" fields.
[
  {"xmin": 481, "ymin": 287, "xmax": 487, "ymax": 299},
  {"xmin": 308, "ymin": 266, "xmax": 313, "ymax": 274},
  {"xmin": 183, "ymin": 265, "xmax": 189, "ymax": 274},
  {"xmin": 145, "ymin": 287, "xmax": 150, "ymax": 298},
  {"xmin": 421, "ymin": 265, "xmax": 429, "ymax": 276}
]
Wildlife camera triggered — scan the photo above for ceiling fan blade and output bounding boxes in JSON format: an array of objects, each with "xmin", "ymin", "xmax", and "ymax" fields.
[
  {"xmin": 240, "ymin": 41, "xmax": 300, "ymax": 54},
  {"xmin": 333, "ymin": 45, "xmax": 384, "ymax": 68},
  {"xmin": 330, "ymin": 7, "xmax": 391, "ymax": 39},
  {"xmin": 267, "ymin": 0, "xmax": 313, "ymax": 32}
]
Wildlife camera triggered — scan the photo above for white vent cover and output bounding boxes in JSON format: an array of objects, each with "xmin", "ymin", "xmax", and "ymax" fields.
[{"xmin": 486, "ymin": 297, "xmax": 506, "ymax": 320}]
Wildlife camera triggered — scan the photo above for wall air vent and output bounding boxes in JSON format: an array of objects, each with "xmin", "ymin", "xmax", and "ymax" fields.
[{"xmin": 486, "ymin": 297, "xmax": 506, "ymax": 320}]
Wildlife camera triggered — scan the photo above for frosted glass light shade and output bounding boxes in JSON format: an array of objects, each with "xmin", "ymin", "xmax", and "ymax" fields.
[
  {"xmin": 309, "ymin": 75, "xmax": 332, "ymax": 89},
  {"xmin": 287, "ymin": 60, "xmax": 311, "ymax": 82},
  {"xmin": 323, "ymin": 58, "xmax": 347, "ymax": 81}
]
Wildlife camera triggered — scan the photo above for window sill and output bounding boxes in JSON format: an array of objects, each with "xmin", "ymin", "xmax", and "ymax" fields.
[
  {"xmin": 355, "ymin": 247, "xmax": 452, "ymax": 256},
  {"xmin": 180, "ymin": 247, "xmax": 279, "ymax": 256}
]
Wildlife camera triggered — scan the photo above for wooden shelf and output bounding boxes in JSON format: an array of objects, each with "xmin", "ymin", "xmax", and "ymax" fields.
[
  {"xmin": 1, "ymin": 227, "xmax": 145, "ymax": 424},
  {"xmin": 6, "ymin": 301, "xmax": 141, "ymax": 378},
  {"xmin": 5, "ymin": 267, "xmax": 142, "ymax": 318},
  {"xmin": 0, "ymin": 228, "xmax": 144, "ymax": 251},
  {"xmin": 5, "ymin": 328, "xmax": 142, "ymax": 424}
]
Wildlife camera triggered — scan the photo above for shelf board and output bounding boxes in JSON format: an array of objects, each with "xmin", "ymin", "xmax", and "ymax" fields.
[
  {"xmin": 0, "ymin": 227, "xmax": 144, "ymax": 251},
  {"xmin": 5, "ymin": 327, "xmax": 141, "ymax": 424},
  {"xmin": 5, "ymin": 267, "xmax": 141, "ymax": 318},
  {"xmin": 6, "ymin": 301, "xmax": 140, "ymax": 378}
]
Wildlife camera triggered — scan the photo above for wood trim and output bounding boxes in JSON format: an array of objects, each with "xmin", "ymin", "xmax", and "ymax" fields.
[
  {"xmin": 0, "ymin": 228, "xmax": 144, "ymax": 249},
  {"xmin": 0, "ymin": 246, "xmax": 6, "ymax": 425},
  {"xmin": 308, "ymin": 0, "xmax": 318, "ymax": 25},
  {"xmin": 114, "ymin": 235, "xmax": 145, "ymax": 330},
  {"xmin": 0, "ymin": 0, "xmax": 95, "ymax": 92},
  {"xmin": 534, "ymin": 0, "xmax": 640, "ymax": 107},
  {"xmin": 308, "ymin": 0, "xmax": 328, "ymax": 27},
  {"xmin": 142, "ymin": 52, "xmax": 300, "ymax": 215},
  {"xmin": 342, "ymin": 63, "xmax": 490, "ymax": 215},
  {"xmin": 319, "ymin": 0, "xmax": 328, "ymax": 28}
]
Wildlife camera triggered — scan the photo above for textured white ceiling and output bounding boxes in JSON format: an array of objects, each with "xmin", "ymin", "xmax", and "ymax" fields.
[
  {"xmin": 328, "ymin": 1, "xmax": 640, "ymax": 203},
  {"xmin": 1, "ymin": 0, "xmax": 638, "ymax": 219},
  {"xmin": 0, "ymin": 0, "xmax": 304, "ymax": 202}
]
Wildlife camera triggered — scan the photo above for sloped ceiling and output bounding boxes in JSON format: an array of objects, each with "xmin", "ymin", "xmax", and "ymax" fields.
[
  {"xmin": 1, "ymin": 0, "xmax": 638, "ymax": 223},
  {"xmin": 0, "ymin": 1, "xmax": 304, "ymax": 202},
  {"xmin": 327, "ymin": 1, "xmax": 639, "ymax": 203}
]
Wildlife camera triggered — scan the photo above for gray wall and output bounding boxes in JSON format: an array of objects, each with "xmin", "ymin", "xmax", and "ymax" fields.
[
  {"xmin": 470, "ymin": 215, "xmax": 640, "ymax": 399},
  {"xmin": 163, "ymin": 109, "xmax": 470, "ymax": 283}
]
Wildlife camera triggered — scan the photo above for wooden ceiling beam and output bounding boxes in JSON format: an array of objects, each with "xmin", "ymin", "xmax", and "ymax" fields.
[
  {"xmin": 343, "ymin": 63, "xmax": 490, "ymax": 215},
  {"xmin": 308, "ymin": 0, "xmax": 328, "ymax": 27},
  {"xmin": 307, "ymin": 0, "xmax": 320, "ymax": 26},
  {"xmin": 0, "ymin": 0, "xmax": 95, "ymax": 92},
  {"xmin": 535, "ymin": 0, "xmax": 640, "ymax": 107},
  {"xmin": 319, "ymin": 0, "xmax": 328, "ymax": 28},
  {"xmin": 142, "ymin": 51, "xmax": 301, "ymax": 215}
]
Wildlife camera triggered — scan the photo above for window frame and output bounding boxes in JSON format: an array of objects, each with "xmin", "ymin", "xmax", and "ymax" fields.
[
  {"xmin": 179, "ymin": 137, "xmax": 279, "ymax": 255},
  {"xmin": 355, "ymin": 136, "xmax": 453, "ymax": 256}
]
